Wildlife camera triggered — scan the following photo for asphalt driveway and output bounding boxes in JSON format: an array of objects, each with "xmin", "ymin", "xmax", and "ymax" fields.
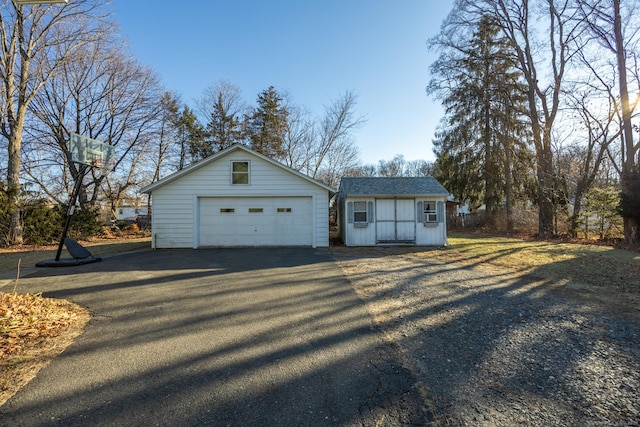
[{"xmin": 0, "ymin": 248, "xmax": 427, "ymax": 426}]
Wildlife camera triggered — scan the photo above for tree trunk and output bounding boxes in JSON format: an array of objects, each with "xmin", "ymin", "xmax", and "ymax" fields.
[
  {"xmin": 505, "ymin": 138, "xmax": 513, "ymax": 235},
  {"xmin": 6, "ymin": 120, "xmax": 25, "ymax": 245},
  {"xmin": 619, "ymin": 172, "xmax": 639, "ymax": 245},
  {"xmin": 570, "ymin": 195, "xmax": 583, "ymax": 238},
  {"xmin": 612, "ymin": 0, "xmax": 640, "ymax": 245},
  {"xmin": 537, "ymin": 147, "xmax": 555, "ymax": 239}
]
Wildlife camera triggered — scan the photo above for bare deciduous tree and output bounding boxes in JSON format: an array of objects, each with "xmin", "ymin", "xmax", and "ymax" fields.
[
  {"xmin": 280, "ymin": 104, "xmax": 316, "ymax": 171},
  {"xmin": 277, "ymin": 91, "xmax": 364, "ymax": 187},
  {"xmin": 576, "ymin": 0, "xmax": 640, "ymax": 244},
  {"xmin": 310, "ymin": 91, "xmax": 365, "ymax": 181},
  {"xmin": 562, "ymin": 79, "xmax": 621, "ymax": 237},
  {"xmin": 27, "ymin": 31, "xmax": 162, "ymax": 218},
  {"xmin": 0, "ymin": 0, "xmax": 110, "ymax": 244}
]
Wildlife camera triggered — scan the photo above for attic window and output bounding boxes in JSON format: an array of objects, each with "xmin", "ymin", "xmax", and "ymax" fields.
[{"xmin": 231, "ymin": 161, "xmax": 249, "ymax": 184}]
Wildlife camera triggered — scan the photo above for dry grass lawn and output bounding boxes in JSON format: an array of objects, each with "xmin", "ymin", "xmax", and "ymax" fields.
[
  {"xmin": 0, "ymin": 292, "xmax": 89, "ymax": 406},
  {"xmin": 432, "ymin": 234, "xmax": 639, "ymax": 289},
  {"xmin": 379, "ymin": 233, "xmax": 640, "ymax": 317}
]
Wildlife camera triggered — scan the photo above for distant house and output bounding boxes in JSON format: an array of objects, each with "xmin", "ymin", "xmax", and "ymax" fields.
[
  {"xmin": 337, "ymin": 177, "xmax": 449, "ymax": 246},
  {"xmin": 116, "ymin": 206, "xmax": 149, "ymax": 221},
  {"xmin": 141, "ymin": 144, "xmax": 335, "ymax": 249}
]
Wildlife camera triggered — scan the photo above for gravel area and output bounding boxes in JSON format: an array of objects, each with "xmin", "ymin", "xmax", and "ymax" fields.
[{"xmin": 331, "ymin": 247, "xmax": 640, "ymax": 426}]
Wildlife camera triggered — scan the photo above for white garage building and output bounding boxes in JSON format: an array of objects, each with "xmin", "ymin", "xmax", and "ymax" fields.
[{"xmin": 141, "ymin": 144, "xmax": 335, "ymax": 248}]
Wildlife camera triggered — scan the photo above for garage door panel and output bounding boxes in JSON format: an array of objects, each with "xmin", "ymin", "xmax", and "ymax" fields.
[{"xmin": 199, "ymin": 197, "xmax": 312, "ymax": 246}]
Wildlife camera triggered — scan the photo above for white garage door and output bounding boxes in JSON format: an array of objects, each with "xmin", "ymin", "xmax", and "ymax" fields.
[{"xmin": 199, "ymin": 197, "xmax": 313, "ymax": 247}]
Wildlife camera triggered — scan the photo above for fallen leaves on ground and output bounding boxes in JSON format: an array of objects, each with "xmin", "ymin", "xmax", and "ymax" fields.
[{"xmin": 0, "ymin": 292, "xmax": 90, "ymax": 406}]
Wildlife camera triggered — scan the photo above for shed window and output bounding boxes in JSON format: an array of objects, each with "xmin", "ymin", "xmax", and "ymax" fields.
[
  {"xmin": 423, "ymin": 201, "xmax": 437, "ymax": 222},
  {"xmin": 231, "ymin": 161, "xmax": 249, "ymax": 184},
  {"xmin": 353, "ymin": 201, "xmax": 367, "ymax": 222}
]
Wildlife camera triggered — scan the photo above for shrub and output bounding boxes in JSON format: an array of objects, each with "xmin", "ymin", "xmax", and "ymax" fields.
[
  {"xmin": 22, "ymin": 201, "xmax": 61, "ymax": 244},
  {"xmin": 0, "ymin": 187, "xmax": 10, "ymax": 244},
  {"xmin": 64, "ymin": 205, "xmax": 103, "ymax": 240}
]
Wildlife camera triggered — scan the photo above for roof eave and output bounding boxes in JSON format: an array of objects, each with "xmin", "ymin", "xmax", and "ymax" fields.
[{"xmin": 342, "ymin": 192, "xmax": 450, "ymax": 198}]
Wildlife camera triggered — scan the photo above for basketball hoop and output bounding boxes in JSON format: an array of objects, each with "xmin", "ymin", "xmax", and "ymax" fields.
[{"xmin": 69, "ymin": 133, "xmax": 116, "ymax": 172}]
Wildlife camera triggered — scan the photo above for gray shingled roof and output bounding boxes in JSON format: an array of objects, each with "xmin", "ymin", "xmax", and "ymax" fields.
[{"xmin": 338, "ymin": 177, "xmax": 449, "ymax": 197}]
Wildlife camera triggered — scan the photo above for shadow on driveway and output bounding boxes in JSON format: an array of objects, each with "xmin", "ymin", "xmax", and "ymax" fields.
[
  {"xmin": 1, "ymin": 248, "xmax": 429, "ymax": 426},
  {"xmin": 332, "ymin": 246, "xmax": 640, "ymax": 425}
]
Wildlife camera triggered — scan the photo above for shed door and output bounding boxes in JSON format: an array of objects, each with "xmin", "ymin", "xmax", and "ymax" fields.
[
  {"xmin": 199, "ymin": 197, "xmax": 313, "ymax": 247},
  {"xmin": 375, "ymin": 199, "xmax": 416, "ymax": 243}
]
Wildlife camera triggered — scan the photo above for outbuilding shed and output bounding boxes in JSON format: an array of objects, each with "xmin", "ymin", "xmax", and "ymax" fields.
[
  {"xmin": 337, "ymin": 177, "xmax": 449, "ymax": 246},
  {"xmin": 141, "ymin": 144, "xmax": 335, "ymax": 248}
]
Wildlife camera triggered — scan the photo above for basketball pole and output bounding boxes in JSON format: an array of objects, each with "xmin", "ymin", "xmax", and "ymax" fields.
[{"xmin": 54, "ymin": 164, "xmax": 88, "ymax": 261}]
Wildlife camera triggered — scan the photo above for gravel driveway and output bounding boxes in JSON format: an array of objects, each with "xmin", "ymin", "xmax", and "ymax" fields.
[{"xmin": 331, "ymin": 247, "xmax": 640, "ymax": 426}]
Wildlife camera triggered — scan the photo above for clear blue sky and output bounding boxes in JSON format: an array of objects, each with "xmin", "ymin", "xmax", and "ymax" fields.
[{"xmin": 112, "ymin": 1, "xmax": 452, "ymax": 165}]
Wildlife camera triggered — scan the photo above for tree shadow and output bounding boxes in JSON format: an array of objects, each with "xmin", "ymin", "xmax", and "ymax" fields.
[
  {"xmin": 1, "ymin": 248, "xmax": 431, "ymax": 426},
  {"xmin": 333, "ymin": 246, "xmax": 640, "ymax": 425}
]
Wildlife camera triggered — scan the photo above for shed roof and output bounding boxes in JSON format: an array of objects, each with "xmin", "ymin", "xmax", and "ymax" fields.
[{"xmin": 338, "ymin": 177, "xmax": 449, "ymax": 197}]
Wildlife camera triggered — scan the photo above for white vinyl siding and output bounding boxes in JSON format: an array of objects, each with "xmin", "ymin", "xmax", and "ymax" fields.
[
  {"xmin": 344, "ymin": 199, "xmax": 376, "ymax": 245},
  {"xmin": 149, "ymin": 150, "xmax": 330, "ymax": 248},
  {"xmin": 342, "ymin": 196, "xmax": 447, "ymax": 246}
]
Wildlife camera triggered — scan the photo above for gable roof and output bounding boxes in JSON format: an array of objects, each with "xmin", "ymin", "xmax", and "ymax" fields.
[
  {"xmin": 338, "ymin": 177, "xmax": 449, "ymax": 197},
  {"xmin": 141, "ymin": 144, "xmax": 336, "ymax": 194}
]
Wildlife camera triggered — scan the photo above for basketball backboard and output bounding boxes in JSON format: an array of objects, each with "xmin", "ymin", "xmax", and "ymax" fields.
[{"xmin": 69, "ymin": 133, "xmax": 116, "ymax": 171}]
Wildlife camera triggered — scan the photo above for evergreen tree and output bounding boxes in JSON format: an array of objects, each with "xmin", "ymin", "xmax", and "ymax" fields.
[
  {"xmin": 204, "ymin": 92, "xmax": 243, "ymax": 154},
  {"xmin": 153, "ymin": 92, "xmax": 182, "ymax": 180},
  {"xmin": 428, "ymin": 14, "xmax": 532, "ymax": 228},
  {"xmin": 245, "ymin": 86, "xmax": 288, "ymax": 158},
  {"xmin": 177, "ymin": 106, "xmax": 206, "ymax": 165},
  {"xmin": 198, "ymin": 80, "xmax": 245, "ymax": 156}
]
